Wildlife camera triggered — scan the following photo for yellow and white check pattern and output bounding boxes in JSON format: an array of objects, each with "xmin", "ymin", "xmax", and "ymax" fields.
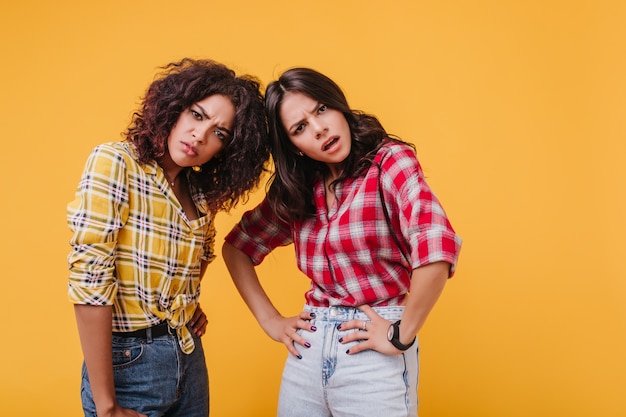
[{"xmin": 67, "ymin": 141, "xmax": 215, "ymax": 354}]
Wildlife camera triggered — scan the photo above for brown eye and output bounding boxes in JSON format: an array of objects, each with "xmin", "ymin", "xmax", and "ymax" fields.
[
  {"xmin": 190, "ymin": 109, "xmax": 202, "ymax": 120},
  {"xmin": 214, "ymin": 130, "xmax": 226, "ymax": 141}
]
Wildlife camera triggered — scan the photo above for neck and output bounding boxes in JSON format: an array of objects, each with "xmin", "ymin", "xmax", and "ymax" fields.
[
  {"xmin": 159, "ymin": 158, "xmax": 183, "ymax": 187},
  {"xmin": 326, "ymin": 162, "xmax": 343, "ymax": 181},
  {"xmin": 165, "ymin": 171, "xmax": 180, "ymax": 186}
]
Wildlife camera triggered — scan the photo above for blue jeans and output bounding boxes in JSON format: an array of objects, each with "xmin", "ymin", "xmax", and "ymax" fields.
[
  {"xmin": 80, "ymin": 328, "xmax": 209, "ymax": 417},
  {"xmin": 278, "ymin": 306, "xmax": 419, "ymax": 417}
]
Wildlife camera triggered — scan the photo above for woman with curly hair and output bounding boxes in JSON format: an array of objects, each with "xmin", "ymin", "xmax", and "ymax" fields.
[
  {"xmin": 67, "ymin": 58, "xmax": 269, "ymax": 417},
  {"xmin": 223, "ymin": 68, "xmax": 462, "ymax": 416}
]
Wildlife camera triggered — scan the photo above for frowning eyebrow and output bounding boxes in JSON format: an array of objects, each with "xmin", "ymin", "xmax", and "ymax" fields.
[
  {"xmin": 287, "ymin": 101, "xmax": 321, "ymax": 133},
  {"xmin": 195, "ymin": 103, "xmax": 234, "ymax": 137}
]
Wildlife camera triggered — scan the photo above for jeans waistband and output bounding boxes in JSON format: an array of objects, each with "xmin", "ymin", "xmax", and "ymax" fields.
[{"xmin": 303, "ymin": 305, "xmax": 405, "ymax": 321}]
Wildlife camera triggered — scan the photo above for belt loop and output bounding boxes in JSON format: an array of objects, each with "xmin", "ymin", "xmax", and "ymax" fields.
[{"xmin": 146, "ymin": 327, "xmax": 153, "ymax": 343}]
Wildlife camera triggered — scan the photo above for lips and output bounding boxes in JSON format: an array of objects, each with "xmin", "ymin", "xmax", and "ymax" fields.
[
  {"xmin": 181, "ymin": 142, "xmax": 198, "ymax": 157},
  {"xmin": 322, "ymin": 137, "xmax": 339, "ymax": 151}
]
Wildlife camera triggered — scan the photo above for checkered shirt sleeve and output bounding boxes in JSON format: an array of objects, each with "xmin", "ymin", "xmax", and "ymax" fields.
[
  {"xmin": 67, "ymin": 142, "xmax": 214, "ymax": 353},
  {"xmin": 225, "ymin": 142, "xmax": 462, "ymax": 307}
]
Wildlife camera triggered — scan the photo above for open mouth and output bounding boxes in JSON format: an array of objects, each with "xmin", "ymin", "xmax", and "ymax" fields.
[{"xmin": 323, "ymin": 137, "xmax": 339, "ymax": 151}]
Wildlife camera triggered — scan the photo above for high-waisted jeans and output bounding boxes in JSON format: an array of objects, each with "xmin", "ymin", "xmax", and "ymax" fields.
[
  {"xmin": 80, "ymin": 328, "xmax": 208, "ymax": 417},
  {"xmin": 278, "ymin": 305, "xmax": 419, "ymax": 417}
]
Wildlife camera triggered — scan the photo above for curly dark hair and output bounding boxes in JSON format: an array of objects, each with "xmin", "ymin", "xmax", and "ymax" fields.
[
  {"xmin": 265, "ymin": 67, "xmax": 412, "ymax": 222},
  {"xmin": 125, "ymin": 58, "xmax": 269, "ymax": 212}
]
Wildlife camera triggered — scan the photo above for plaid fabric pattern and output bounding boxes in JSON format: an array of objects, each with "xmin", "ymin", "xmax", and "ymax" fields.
[
  {"xmin": 67, "ymin": 141, "xmax": 216, "ymax": 354},
  {"xmin": 225, "ymin": 142, "xmax": 462, "ymax": 307}
]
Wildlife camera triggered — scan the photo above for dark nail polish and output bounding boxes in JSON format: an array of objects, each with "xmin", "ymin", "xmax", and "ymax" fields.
[
  {"xmin": 338, "ymin": 337, "xmax": 343, "ymax": 343},
  {"xmin": 310, "ymin": 312, "xmax": 316, "ymax": 318},
  {"xmin": 311, "ymin": 325, "xmax": 317, "ymax": 332},
  {"xmin": 297, "ymin": 354, "xmax": 303, "ymax": 360},
  {"xmin": 304, "ymin": 342, "xmax": 311, "ymax": 348},
  {"xmin": 345, "ymin": 349, "xmax": 350, "ymax": 354},
  {"xmin": 337, "ymin": 324, "xmax": 342, "ymax": 330}
]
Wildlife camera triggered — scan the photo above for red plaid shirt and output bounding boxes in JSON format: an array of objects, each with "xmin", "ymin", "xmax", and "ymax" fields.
[{"xmin": 225, "ymin": 142, "xmax": 462, "ymax": 307}]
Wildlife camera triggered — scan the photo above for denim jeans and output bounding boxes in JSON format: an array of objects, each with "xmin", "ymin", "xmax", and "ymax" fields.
[
  {"xmin": 278, "ymin": 305, "xmax": 419, "ymax": 417},
  {"xmin": 80, "ymin": 328, "xmax": 209, "ymax": 417}
]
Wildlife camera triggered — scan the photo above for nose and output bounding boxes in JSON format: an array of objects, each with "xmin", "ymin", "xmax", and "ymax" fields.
[
  {"xmin": 310, "ymin": 118, "xmax": 328, "ymax": 139},
  {"xmin": 192, "ymin": 122, "xmax": 211, "ymax": 143}
]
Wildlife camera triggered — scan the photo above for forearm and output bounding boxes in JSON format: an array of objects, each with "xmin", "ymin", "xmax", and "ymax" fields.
[
  {"xmin": 399, "ymin": 261, "xmax": 449, "ymax": 344},
  {"xmin": 222, "ymin": 242, "xmax": 281, "ymax": 329},
  {"xmin": 74, "ymin": 304, "xmax": 117, "ymax": 415}
]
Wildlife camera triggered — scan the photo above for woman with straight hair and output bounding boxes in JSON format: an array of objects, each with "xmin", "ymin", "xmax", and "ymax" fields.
[{"xmin": 223, "ymin": 67, "xmax": 462, "ymax": 416}]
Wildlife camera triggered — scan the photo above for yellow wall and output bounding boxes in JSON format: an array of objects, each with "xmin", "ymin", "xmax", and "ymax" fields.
[{"xmin": 1, "ymin": 1, "xmax": 624, "ymax": 416}]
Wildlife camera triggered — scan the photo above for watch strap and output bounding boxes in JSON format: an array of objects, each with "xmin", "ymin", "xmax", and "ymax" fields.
[{"xmin": 389, "ymin": 320, "xmax": 416, "ymax": 351}]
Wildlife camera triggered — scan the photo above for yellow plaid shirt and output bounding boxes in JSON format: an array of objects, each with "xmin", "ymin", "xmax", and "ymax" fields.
[{"xmin": 67, "ymin": 141, "xmax": 216, "ymax": 354}]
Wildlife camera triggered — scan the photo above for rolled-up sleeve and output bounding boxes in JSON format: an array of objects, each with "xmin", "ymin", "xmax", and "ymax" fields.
[
  {"xmin": 67, "ymin": 145, "xmax": 129, "ymax": 305},
  {"xmin": 224, "ymin": 198, "xmax": 293, "ymax": 265},
  {"xmin": 381, "ymin": 146, "xmax": 462, "ymax": 276}
]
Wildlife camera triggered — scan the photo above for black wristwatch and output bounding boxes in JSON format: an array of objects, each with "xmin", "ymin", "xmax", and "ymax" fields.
[{"xmin": 387, "ymin": 320, "xmax": 416, "ymax": 351}]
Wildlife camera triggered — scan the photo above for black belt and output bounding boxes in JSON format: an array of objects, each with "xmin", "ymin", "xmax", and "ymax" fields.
[{"xmin": 112, "ymin": 321, "xmax": 171, "ymax": 338}]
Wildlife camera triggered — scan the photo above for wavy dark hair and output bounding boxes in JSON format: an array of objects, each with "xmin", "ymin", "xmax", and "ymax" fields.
[
  {"xmin": 265, "ymin": 67, "xmax": 411, "ymax": 222},
  {"xmin": 125, "ymin": 58, "xmax": 269, "ymax": 212}
]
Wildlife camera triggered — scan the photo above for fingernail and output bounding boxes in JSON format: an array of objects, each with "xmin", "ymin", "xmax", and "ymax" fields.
[
  {"xmin": 310, "ymin": 312, "xmax": 316, "ymax": 318},
  {"xmin": 304, "ymin": 342, "xmax": 311, "ymax": 348},
  {"xmin": 311, "ymin": 325, "xmax": 317, "ymax": 332},
  {"xmin": 337, "ymin": 324, "xmax": 342, "ymax": 330},
  {"xmin": 297, "ymin": 354, "xmax": 303, "ymax": 360},
  {"xmin": 338, "ymin": 337, "xmax": 343, "ymax": 343},
  {"xmin": 345, "ymin": 349, "xmax": 350, "ymax": 354}
]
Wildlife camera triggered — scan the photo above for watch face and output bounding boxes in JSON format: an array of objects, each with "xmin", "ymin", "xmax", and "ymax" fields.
[{"xmin": 387, "ymin": 324, "xmax": 395, "ymax": 341}]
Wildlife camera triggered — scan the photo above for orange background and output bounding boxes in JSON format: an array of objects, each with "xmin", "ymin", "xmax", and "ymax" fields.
[{"xmin": 1, "ymin": 1, "xmax": 624, "ymax": 416}]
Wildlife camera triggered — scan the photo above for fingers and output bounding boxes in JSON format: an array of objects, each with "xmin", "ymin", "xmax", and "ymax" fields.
[
  {"xmin": 289, "ymin": 316, "xmax": 317, "ymax": 357},
  {"xmin": 339, "ymin": 324, "xmax": 398, "ymax": 355},
  {"xmin": 336, "ymin": 309, "xmax": 400, "ymax": 355},
  {"xmin": 189, "ymin": 306, "xmax": 208, "ymax": 336},
  {"xmin": 336, "ymin": 322, "xmax": 373, "ymax": 355},
  {"xmin": 283, "ymin": 336, "xmax": 305, "ymax": 359},
  {"xmin": 339, "ymin": 305, "xmax": 386, "ymax": 333},
  {"xmin": 344, "ymin": 338, "xmax": 370, "ymax": 355},
  {"xmin": 337, "ymin": 320, "xmax": 370, "ymax": 342},
  {"xmin": 357, "ymin": 304, "xmax": 375, "ymax": 317},
  {"xmin": 337, "ymin": 318, "xmax": 371, "ymax": 333},
  {"xmin": 294, "ymin": 311, "xmax": 317, "ymax": 335},
  {"xmin": 299, "ymin": 311, "xmax": 316, "ymax": 320},
  {"xmin": 284, "ymin": 331, "xmax": 312, "ymax": 359},
  {"xmin": 300, "ymin": 315, "xmax": 318, "ymax": 333},
  {"xmin": 272, "ymin": 312, "xmax": 317, "ymax": 359}
]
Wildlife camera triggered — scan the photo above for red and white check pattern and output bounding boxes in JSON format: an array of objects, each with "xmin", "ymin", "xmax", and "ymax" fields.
[{"xmin": 225, "ymin": 141, "xmax": 462, "ymax": 307}]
